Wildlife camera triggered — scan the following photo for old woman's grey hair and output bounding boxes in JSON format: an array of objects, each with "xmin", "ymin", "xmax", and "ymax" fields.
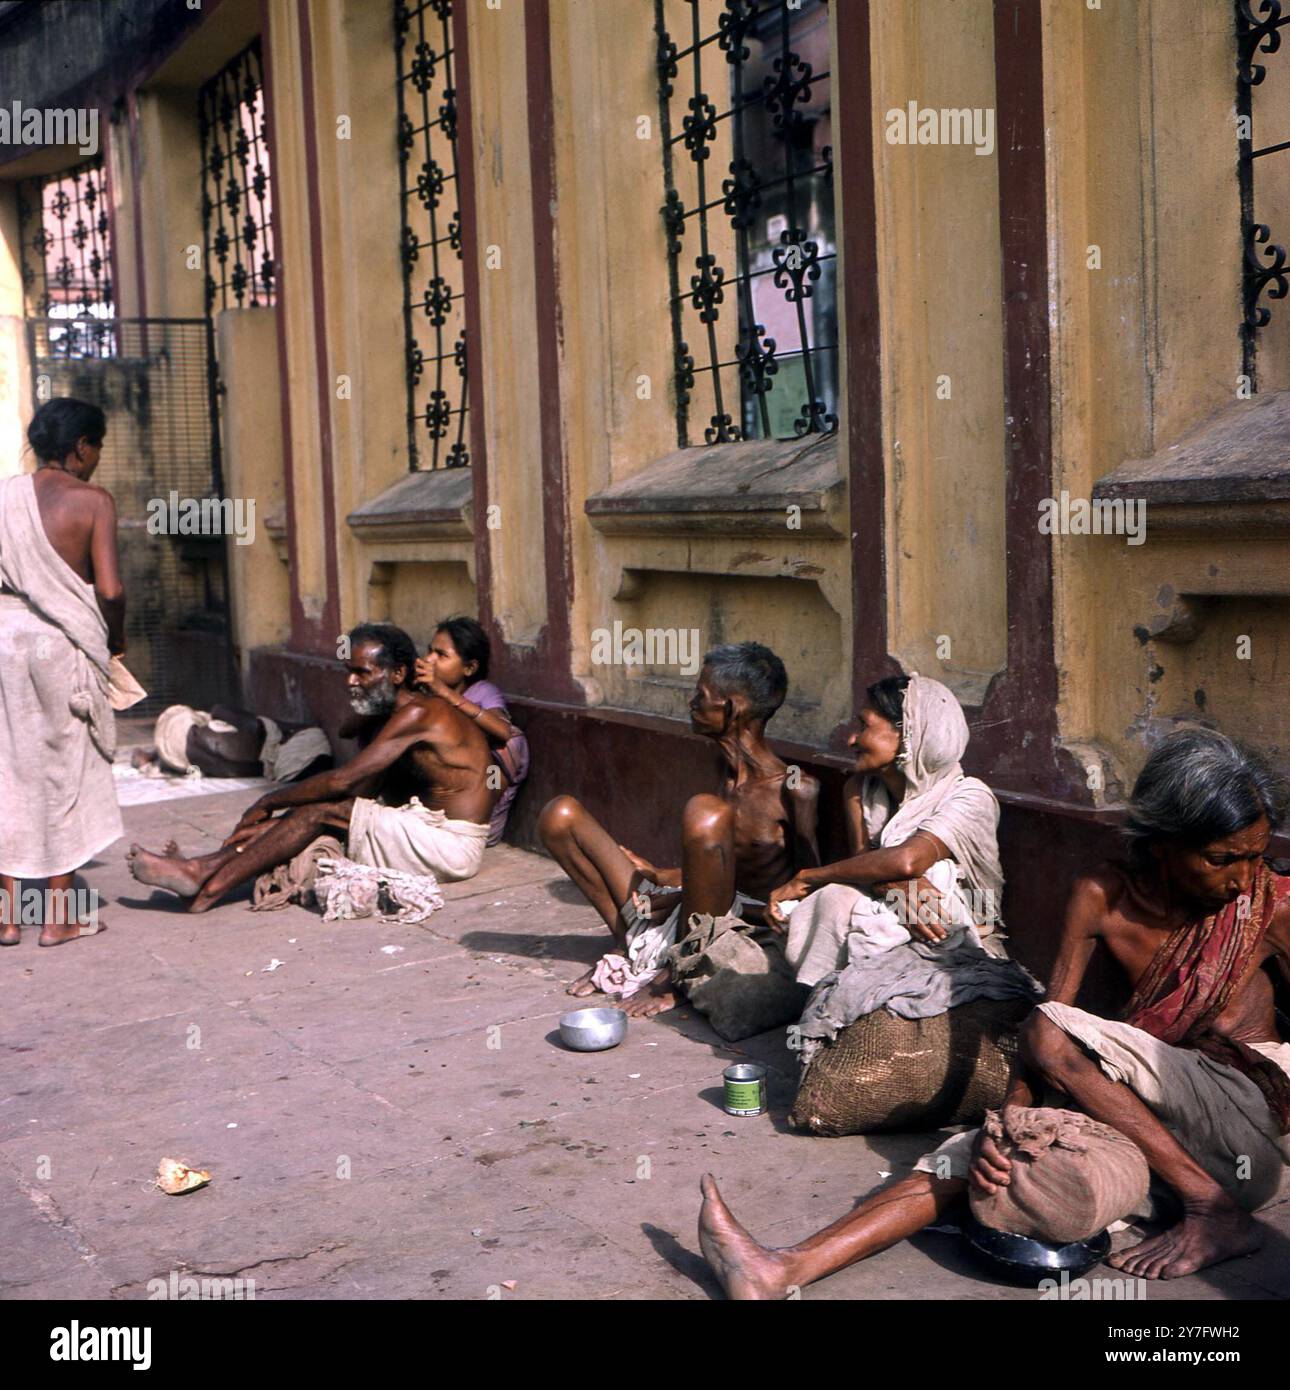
[
  {"xmin": 1123, "ymin": 728, "xmax": 1286, "ymax": 863},
  {"xmin": 703, "ymin": 642, "xmax": 788, "ymax": 724}
]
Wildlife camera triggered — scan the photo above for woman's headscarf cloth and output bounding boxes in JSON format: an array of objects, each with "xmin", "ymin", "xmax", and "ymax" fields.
[{"xmin": 861, "ymin": 673, "xmax": 1004, "ymax": 931}]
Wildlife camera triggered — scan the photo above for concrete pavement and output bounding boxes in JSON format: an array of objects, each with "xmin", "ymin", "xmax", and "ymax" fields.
[{"xmin": 3, "ymin": 783, "xmax": 1288, "ymax": 1301}]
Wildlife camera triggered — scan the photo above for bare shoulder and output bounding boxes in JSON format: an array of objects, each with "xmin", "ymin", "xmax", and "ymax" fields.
[
  {"xmin": 409, "ymin": 693, "xmax": 474, "ymax": 739},
  {"xmin": 783, "ymin": 770, "xmax": 820, "ymax": 805},
  {"xmin": 1265, "ymin": 870, "xmax": 1290, "ymax": 955},
  {"xmin": 1067, "ymin": 862, "xmax": 1127, "ymax": 923},
  {"xmin": 370, "ymin": 699, "xmax": 433, "ymax": 742},
  {"xmin": 78, "ymin": 480, "xmax": 117, "ymax": 517}
]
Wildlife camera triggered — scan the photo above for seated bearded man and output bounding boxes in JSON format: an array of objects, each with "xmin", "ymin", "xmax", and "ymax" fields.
[
  {"xmin": 126, "ymin": 623, "xmax": 496, "ymax": 910},
  {"xmin": 696, "ymin": 728, "xmax": 1290, "ymax": 1297}
]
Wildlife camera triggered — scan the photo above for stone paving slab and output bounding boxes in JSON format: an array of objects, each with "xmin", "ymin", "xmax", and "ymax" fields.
[{"xmin": 3, "ymin": 784, "xmax": 1289, "ymax": 1302}]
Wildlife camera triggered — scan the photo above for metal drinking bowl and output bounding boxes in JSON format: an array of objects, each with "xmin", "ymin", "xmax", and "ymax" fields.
[
  {"xmin": 558, "ymin": 1007, "xmax": 628, "ymax": 1052},
  {"xmin": 963, "ymin": 1214, "xmax": 1112, "ymax": 1286}
]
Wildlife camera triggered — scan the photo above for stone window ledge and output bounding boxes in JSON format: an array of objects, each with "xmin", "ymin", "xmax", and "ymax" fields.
[
  {"xmin": 1093, "ymin": 390, "xmax": 1290, "ymax": 530},
  {"xmin": 263, "ymin": 507, "xmax": 289, "ymax": 565},
  {"xmin": 346, "ymin": 467, "xmax": 474, "ymax": 542},
  {"xmin": 585, "ymin": 433, "xmax": 845, "ymax": 538}
]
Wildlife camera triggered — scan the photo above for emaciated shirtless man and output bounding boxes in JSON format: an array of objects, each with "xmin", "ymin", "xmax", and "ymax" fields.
[
  {"xmin": 697, "ymin": 728, "xmax": 1290, "ymax": 1295},
  {"xmin": 539, "ymin": 642, "xmax": 819, "ymax": 1018},
  {"xmin": 127, "ymin": 623, "xmax": 496, "ymax": 911}
]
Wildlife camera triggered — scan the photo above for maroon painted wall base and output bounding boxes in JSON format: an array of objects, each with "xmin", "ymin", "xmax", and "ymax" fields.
[{"xmin": 248, "ymin": 644, "xmax": 1135, "ymax": 998}]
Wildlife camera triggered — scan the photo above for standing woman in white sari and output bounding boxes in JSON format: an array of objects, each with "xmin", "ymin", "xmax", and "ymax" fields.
[{"xmin": 0, "ymin": 399, "xmax": 126, "ymax": 945}]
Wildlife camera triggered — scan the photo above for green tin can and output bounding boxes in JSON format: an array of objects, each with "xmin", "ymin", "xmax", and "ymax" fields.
[{"xmin": 723, "ymin": 1062, "xmax": 767, "ymax": 1117}]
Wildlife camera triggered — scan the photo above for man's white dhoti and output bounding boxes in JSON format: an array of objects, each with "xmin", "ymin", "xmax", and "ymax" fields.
[
  {"xmin": 347, "ymin": 796, "xmax": 488, "ymax": 883},
  {"xmin": 914, "ymin": 1002, "xmax": 1290, "ymax": 1217}
]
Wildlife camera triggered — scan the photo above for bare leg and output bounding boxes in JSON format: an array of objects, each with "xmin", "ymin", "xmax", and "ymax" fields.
[
  {"xmin": 698, "ymin": 1170, "xmax": 965, "ymax": 1300},
  {"xmin": 538, "ymin": 795, "xmax": 638, "ymax": 995},
  {"xmin": 0, "ymin": 874, "xmax": 18, "ymax": 945},
  {"xmin": 39, "ymin": 871, "xmax": 106, "ymax": 947},
  {"xmin": 624, "ymin": 794, "xmax": 734, "ymax": 1020},
  {"xmin": 127, "ymin": 801, "xmax": 352, "ymax": 913},
  {"xmin": 1020, "ymin": 1012, "xmax": 1260, "ymax": 1279}
]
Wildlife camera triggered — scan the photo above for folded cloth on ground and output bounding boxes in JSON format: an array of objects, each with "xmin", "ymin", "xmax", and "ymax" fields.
[
  {"xmin": 251, "ymin": 834, "xmax": 346, "ymax": 911},
  {"xmin": 347, "ymin": 795, "xmax": 488, "ymax": 882},
  {"xmin": 667, "ymin": 909, "xmax": 808, "ymax": 1041},
  {"xmin": 590, "ymin": 881, "xmax": 762, "ymax": 999},
  {"xmin": 969, "ymin": 1106, "xmax": 1152, "ymax": 1244},
  {"xmin": 312, "ymin": 856, "xmax": 445, "ymax": 923},
  {"xmin": 789, "ymin": 995, "xmax": 1032, "ymax": 1136}
]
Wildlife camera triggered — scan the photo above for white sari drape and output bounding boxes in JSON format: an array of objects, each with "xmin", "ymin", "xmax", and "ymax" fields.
[{"xmin": 0, "ymin": 474, "xmax": 123, "ymax": 876}]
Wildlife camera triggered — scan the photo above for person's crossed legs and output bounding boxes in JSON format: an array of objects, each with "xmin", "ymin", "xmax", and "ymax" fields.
[
  {"xmin": 538, "ymin": 792, "xmax": 740, "ymax": 1015},
  {"xmin": 128, "ymin": 799, "xmax": 354, "ymax": 913}
]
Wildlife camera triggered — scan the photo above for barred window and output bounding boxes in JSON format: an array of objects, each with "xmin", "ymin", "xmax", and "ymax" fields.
[
  {"xmin": 395, "ymin": 0, "xmax": 470, "ymax": 471},
  {"xmin": 17, "ymin": 158, "xmax": 115, "ymax": 357},
  {"xmin": 656, "ymin": 0, "xmax": 837, "ymax": 445},
  {"xmin": 199, "ymin": 38, "xmax": 276, "ymax": 313}
]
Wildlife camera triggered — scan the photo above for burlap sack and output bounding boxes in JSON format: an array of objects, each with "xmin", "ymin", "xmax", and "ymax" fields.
[
  {"xmin": 970, "ymin": 1106, "xmax": 1151, "ymax": 1244},
  {"xmin": 788, "ymin": 996, "xmax": 1032, "ymax": 1135},
  {"xmin": 668, "ymin": 911, "xmax": 809, "ymax": 1042}
]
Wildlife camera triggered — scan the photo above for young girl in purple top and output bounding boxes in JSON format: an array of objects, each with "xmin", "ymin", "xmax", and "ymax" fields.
[{"xmin": 413, "ymin": 617, "xmax": 529, "ymax": 847}]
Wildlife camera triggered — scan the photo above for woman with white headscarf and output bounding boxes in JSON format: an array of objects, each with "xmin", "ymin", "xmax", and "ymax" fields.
[{"xmin": 767, "ymin": 674, "xmax": 1038, "ymax": 1049}]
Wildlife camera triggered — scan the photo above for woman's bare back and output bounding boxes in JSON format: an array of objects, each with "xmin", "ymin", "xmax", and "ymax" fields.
[{"xmin": 30, "ymin": 469, "xmax": 101, "ymax": 583}]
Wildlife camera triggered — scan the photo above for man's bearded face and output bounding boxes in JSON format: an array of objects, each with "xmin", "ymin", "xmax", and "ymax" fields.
[{"xmin": 348, "ymin": 669, "xmax": 397, "ymax": 717}]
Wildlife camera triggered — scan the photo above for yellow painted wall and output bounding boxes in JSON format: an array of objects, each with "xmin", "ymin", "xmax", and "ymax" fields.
[
  {"xmin": 307, "ymin": 0, "xmax": 421, "ymax": 634},
  {"xmin": 1043, "ymin": 0, "xmax": 1290, "ymax": 791},
  {"xmin": 216, "ymin": 307, "xmax": 291, "ymax": 665},
  {"xmin": 75, "ymin": 0, "xmax": 1290, "ymax": 789},
  {"xmin": 0, "ymin": 185, "xmax": 31, "ymax": 473},
  {"xmin": 260, "ymin": 0, "xmax": 329, "ymax": 633},
  {"xmin": 871, "ymin": 0, "xmax": 1008, "ymax": 706},
  {"xmin": 545, "ymin": 0, "xmax": 854, "ymax": 739},
  {"xmin": 466, "ymin": 0, "xmax": 547, "ymax": 645}
]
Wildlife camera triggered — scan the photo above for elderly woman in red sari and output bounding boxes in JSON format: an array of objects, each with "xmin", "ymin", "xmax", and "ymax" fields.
[{"xmin": 697, "ymin": 728, "xmax": 1290, "ymax": 1297}]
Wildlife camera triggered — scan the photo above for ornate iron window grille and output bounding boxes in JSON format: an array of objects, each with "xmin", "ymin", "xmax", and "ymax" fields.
[
  {"xmin": 1237, "ymin": 0, "xmax": 1290, "ymax": 387},
  {"xmin": 656, "ymin": 0, "xmax": 837, "ymax": 446},
  {"xmin": 17, "ymin": 158, "xmax": 115, "ymax": 357},
  {"xmin": 395, "ymin": 0, "xmax": 469, "ymax": 471},
  {"xmin": 198, "ymin": 38, "xmax": 276, "ymax": 313}
]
